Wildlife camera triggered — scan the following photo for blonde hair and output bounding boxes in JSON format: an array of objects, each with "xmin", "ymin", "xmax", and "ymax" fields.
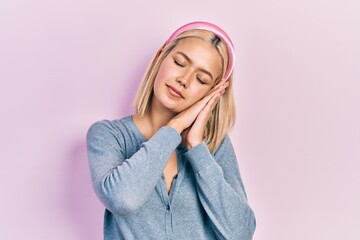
[{"xmin": 133, "ymin": 29, "xmax": 236, "ymax": 152}]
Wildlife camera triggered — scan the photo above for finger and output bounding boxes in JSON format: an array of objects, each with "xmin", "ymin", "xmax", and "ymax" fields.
[
  {"xmin": 204, "ymin": 82, "xmax": 227, "ymax": 103},
  {"xmin": 206, "ymin": 92, "xmax": 221, "ymax": 111},
  {"xmin": 190, "ymin": 79, "xmax": 227, "ymax": 112},
  {"xmin": 209, "ymin": 79, "xmax": 226, "ymax": 93},
  {"xmin": 208, "ymin": 79, "xmax": 229, "ymax": 96},
  {"xmin": 202, "ymin": 84, "xmax": 225, "ymax": 103},
  {"xmin": 198, "ymin": 92, "xmax": 221, "ymax": 121},
  {"xmin": 185, "ymin": 93, "xmax": 220, "ymax": 142}
]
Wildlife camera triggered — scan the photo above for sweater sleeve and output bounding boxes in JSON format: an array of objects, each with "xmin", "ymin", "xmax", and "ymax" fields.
[
  {"xmin": 86, "ymin": 120, "xmax": 181, "ymax": 215},
  {"xmin": 183, "ymin": 135, "xmax": 256, "ymax": 240}
]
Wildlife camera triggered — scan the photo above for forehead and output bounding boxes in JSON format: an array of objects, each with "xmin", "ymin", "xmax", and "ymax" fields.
[{"xmin": 170, "ymin": 37, "xmax": 222, "ymax": 78}]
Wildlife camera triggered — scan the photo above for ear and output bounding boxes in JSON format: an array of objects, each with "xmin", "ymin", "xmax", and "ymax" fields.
[{"xmin": 154, "ymin": 43, "xmax": 166, "ymax": 61}]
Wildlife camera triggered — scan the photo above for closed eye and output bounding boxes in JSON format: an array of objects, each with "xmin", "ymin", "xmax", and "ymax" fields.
[
  {"xmin": 196, "ymin": 76, "xmax": 206, "ymax": 85},
  {"xmin": 174, "ymin": 60, "xmax": 184, "ymax": 67}
]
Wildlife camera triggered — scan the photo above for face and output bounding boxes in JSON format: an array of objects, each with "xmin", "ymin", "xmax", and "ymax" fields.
[{"xmin": 152, "ymin": 37, "xmax": 223, "ymax": 114}]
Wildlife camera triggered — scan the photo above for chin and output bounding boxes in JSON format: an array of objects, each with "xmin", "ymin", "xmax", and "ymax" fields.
[
  {"xmin": 163, "ymin": 104, "xmax": 183, "ymax": 114},
  {"xmin": 153, "ymin": 90, "xmax": 191, "ymax": 114}
]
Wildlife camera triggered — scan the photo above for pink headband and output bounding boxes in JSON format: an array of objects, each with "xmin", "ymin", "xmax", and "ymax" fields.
[{"xmin": 165, "ymin": 21, "xmax": 235, "ymax": 80}]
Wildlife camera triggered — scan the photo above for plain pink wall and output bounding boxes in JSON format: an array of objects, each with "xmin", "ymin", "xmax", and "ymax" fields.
[{"xmin": 1, "ymin": 0, "xmax": 359, "ymax": 239}]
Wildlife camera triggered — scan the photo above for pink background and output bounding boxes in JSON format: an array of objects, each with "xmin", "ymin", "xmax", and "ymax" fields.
[{"xmin": 1, "ymin": 0, "xmax": 359, "ymax": 239}]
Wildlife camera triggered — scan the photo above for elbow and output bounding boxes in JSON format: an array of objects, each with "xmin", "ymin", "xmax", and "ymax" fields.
[
  {"xmin": 248, "ymin": 208, "xmax": 256, "ymax": 237},
  {"xmin": 102, "ymin": 192, "xmax": 140, "ymax": 216},
  {"xmin": 242, "ymin": 207, "xmax": 256, "ymax": 239},
  {"xmin": 95, "ymin": 176, "xmax": 142, "ymax": 215},
  {"xmin": 231, "ymin": 207, "xmax": 256, "ymax": 240}
]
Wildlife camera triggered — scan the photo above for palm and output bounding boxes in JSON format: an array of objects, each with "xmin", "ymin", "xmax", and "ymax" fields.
[
  {"xmin": 170, "ymin": 79, "xmax": 228, "ymax": 150},
  {"xmin": 182, "ymin": 93, "xmax": 220, "ymax": 149}
]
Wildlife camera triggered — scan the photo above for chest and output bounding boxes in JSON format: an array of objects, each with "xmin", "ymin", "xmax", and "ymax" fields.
[
  {"xmin": 113, "ymin": 166, "xmax": 212, "ymax": 239},
  {"xmin": 163, "ymin": 151, "xmax": 179, "ymax": 193}
]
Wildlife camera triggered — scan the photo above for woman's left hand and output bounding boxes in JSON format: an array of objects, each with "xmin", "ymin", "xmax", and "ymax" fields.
[{"xmin": 182, "ymin": 80, "xmax": 228, "ymax": 150}]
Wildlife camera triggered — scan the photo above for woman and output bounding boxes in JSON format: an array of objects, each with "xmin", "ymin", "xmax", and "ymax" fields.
[{"xmin": 87, "ymin": 21, "xmax": 256, "ymax": 239}]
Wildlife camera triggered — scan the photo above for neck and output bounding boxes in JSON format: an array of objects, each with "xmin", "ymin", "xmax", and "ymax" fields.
[
  {"xmin": 149, "ymin": 97, "xmax": 177, "ymax": 131},
  {"xmin": 148, "ymin": 110, "xmax": 172, "ymax": 131},
  {"xmin": 133, "ymin": 98, "xmax": 177, "ymax": 139}
]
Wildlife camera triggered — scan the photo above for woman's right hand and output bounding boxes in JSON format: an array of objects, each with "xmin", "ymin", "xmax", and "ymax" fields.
[{"xmin": 167, "ymin": 79, "xmax": 228, "ymax": 135}]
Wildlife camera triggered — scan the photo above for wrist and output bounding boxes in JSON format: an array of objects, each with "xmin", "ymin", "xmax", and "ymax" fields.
[
  {"xmin": 167, "ymin": 120, "xmax": 183, "ymax": 134},
  {"xmin": 185, "ymin": 139, "xmax": 202, "ymax": 150}
]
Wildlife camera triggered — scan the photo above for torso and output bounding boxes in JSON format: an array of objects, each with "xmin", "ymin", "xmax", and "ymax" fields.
[
  {"xmin": 132, "ymin": 114, "xmax": 179, "ymax": 193},
  {"xmin": 163, "ymin": 151, "xmax": 178, "ymax": 193}
]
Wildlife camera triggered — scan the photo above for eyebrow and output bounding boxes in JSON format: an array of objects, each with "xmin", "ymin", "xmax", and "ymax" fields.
[{"xmin": 175, "ymin": 51, "xmax": 214, "ymax": 81}]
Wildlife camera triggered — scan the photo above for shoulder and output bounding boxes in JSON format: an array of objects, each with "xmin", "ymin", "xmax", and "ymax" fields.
[
  {"xmin": 88, "ymin": 115, "xmax": 134, "ymax": 131},
  {"xmin": 213, "ymin": 134, "xmax": 234, "ymax": 156},
  {"xmin": 86, "ymin": 116, "xmax": 133, "ymax": 144}
]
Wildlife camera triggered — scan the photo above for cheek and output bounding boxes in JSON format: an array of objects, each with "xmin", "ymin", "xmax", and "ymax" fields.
[
  {"xmin": 187, "ymin": 87, "xmax": 211, "ymax": 104},
  {"xmin": 155, "ymin": 68, "xmax": 166, "ymax": 82},
  {"xmin": 155, "ymin": 59, "xmax": 175, "ymax": 80},
  {"xmin": 153, "ymin": 65, "xmax": 170, "ymax": 90}
]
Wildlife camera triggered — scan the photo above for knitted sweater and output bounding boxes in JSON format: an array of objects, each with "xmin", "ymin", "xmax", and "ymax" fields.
[{"xmin": 86, "ymin": 115, "xmax": 256, "ymax": 239}]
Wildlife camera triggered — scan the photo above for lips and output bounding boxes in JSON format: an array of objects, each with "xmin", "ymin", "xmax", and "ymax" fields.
[{"xmin": 166, "ymin": 84, "xmax": 184, "ymax": 99}]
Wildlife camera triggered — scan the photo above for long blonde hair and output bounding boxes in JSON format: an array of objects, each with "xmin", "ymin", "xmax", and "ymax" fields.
[{"xmin": 133, "ymin": 29, "xmax": 236, "ymax": 152}]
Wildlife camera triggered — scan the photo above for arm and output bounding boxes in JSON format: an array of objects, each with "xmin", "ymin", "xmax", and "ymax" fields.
[
  {"xmin": 86, "ymin": 120, "xmax": 181, "ymax": 215},
  {"xmin": 183, "ymin": 135, "xmax": 256, "ymax": 240}
]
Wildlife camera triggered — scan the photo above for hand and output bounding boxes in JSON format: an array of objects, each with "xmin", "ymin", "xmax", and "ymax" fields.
[
  {"xmin": 167, "ymin": 78, "xmax": 229, "ymax": 149},
  {"xmin": 182, "ymin": 82, "xmax": 227, "ymax": 149}
]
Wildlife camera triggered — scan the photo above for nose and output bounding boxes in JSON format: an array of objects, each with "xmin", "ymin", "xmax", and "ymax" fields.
[{"xmin": 176, "ymin": 71, "xmax": 193, "ymax": 88}]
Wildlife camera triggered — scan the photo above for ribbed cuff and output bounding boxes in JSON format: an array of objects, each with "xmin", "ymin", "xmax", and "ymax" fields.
[
  {"xmin": 183, "ymin": 141, "xmax": 217, "ymax": 173},
  {"xmin": 152, "ymin": 126, "xmax": 182, "ymax": 148}
]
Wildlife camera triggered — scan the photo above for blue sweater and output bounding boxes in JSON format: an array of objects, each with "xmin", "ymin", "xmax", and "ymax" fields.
[{"xmin": 86, "ymin": 116, "xmax": 256, "ymax": 239}]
